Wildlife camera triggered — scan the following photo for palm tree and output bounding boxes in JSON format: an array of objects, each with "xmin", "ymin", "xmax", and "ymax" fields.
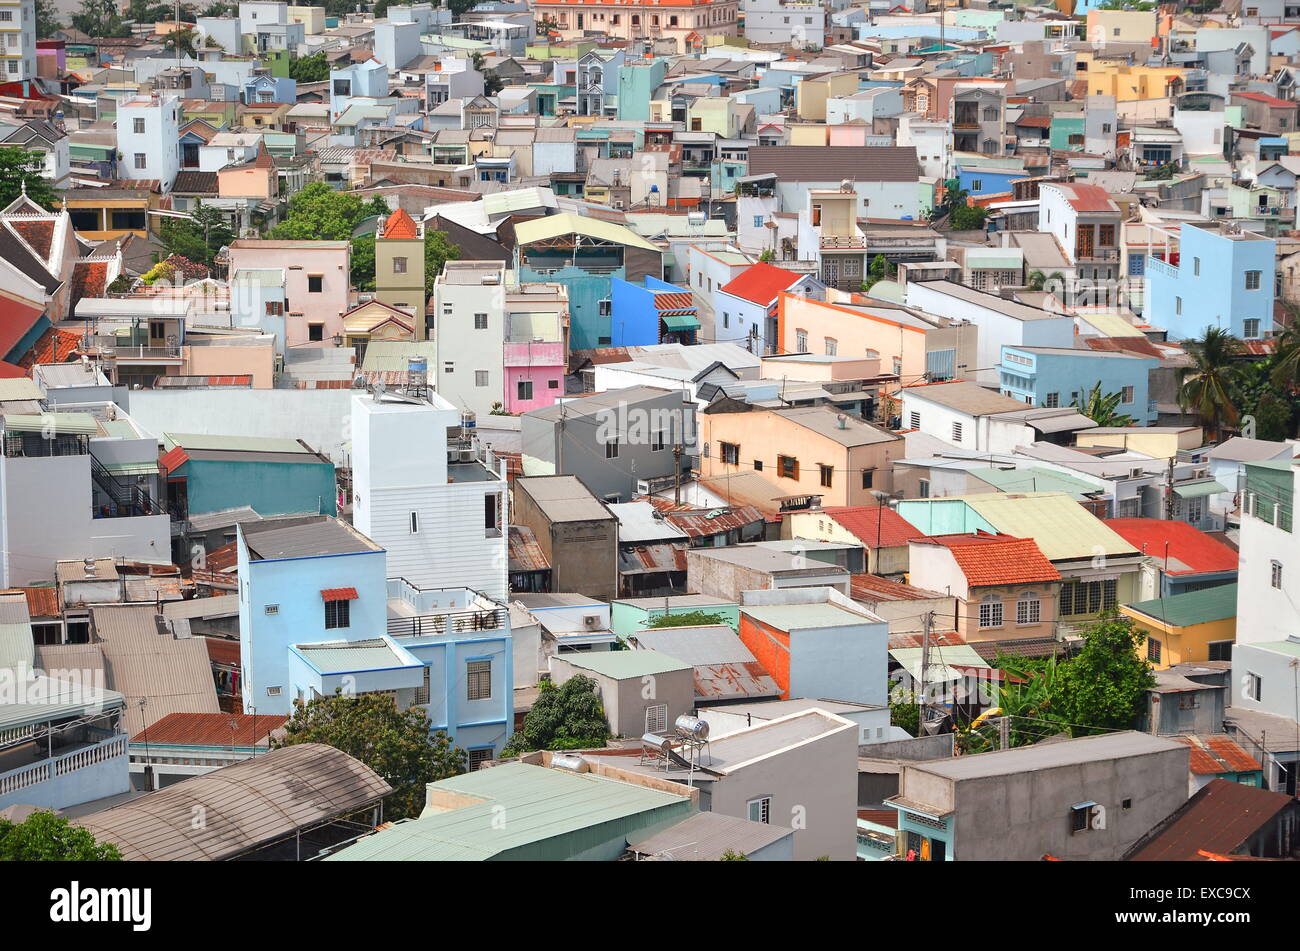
[
  {"xmin": 1269, "ymin": 314, "xmax": 1300, "ymax": 392},
  {"xmin": 1179, "ymin": 327, "xmax": 1242, "ymax": 441},
  {"xmin": 1073, "ymin": 382, "xmax": 1134, "ymax": 427}
]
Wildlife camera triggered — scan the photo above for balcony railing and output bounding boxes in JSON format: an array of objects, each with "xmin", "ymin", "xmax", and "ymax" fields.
[
  {"xmin": 1075, "ymin": 247, "xmax": 1119, "ymax": 262},
  {"xmin": 388, "ymin": 607, "xmax": 507, "ymax": 640},
  {"xmin": 821, "ymin": 234, "xmax": 869, "ymax": 249},
  {"xmin": 1145, "ymin": 256, "xmax": 1178, "ymax": 279},
  {"xmin": 82, "ymin": 336, "xmax": 182, "ymax": 360},
  {"xmin": 0, "ymin": 735, "xmax": 128, "ymax": 798}
]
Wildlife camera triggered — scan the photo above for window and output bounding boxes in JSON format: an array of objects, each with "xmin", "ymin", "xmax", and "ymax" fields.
[
  {"xmin": 325, "ymin": 599, "xmax": 350, "ymax": 630},
  {"xmin": 548, "ymin": 379, "xmax": 559, "ymax": 389},
  {"xmin": 307, "ymin": 275, "xmax": 323, "ymax": 293},
  {"xmin": 1146, "ymin": 637, "xmax": 1161, "ymax": 664},
  {"xmin": 754, "ymin": 459, "xmax": 764, "ymax": 471},
  {"xmin": 652, "ymin": 429, "xmax": 666, "ymax": 452},
  {"xmin": 824, "ymin": 337, "xmax": 837, "ymax": 356},
  {"xmin": 410, "ymin": 512, "xmax": 419, "ymax": 533},
  {"xmin": 909, "ymin": 411, "xmax": 921, "ymax": 429},
  {"xmin": 747, "ymin": 797, "xmax": 772, "ymax": 824},
  {"xmin": 971, "ymin": 178, "xmax": 983, "ymax": 192},
  {"xmin": 467, "ymin": 748, "xmax": 493, "ymax": 771},
  {"xmin": 1243, "ymin": 318, "xmax": 1261, "ymax": 339},
  {"xmin": 475, "ymin": 370, "xmax": 489, "ymax": 387},
  {"xmin": 1208, "ymin": 641, "xmax": 1232, "ymax": 662},
  {"xmin": 1179, "ymin": 693, "xmax": 1200, "ymax": 711},
  {"xmin": 778, "ymin": 455, "xmax": 799, "ymax": 480},
  {"xmin": 645, "ymin": 704, "xmax": 668, "ymax": 733},
  {"xmin": 443, "ymin": 361, "xmax": 454, "ymax": 374},
  {"xmin": 393, "ymin": 256, "xmax": 407, "ymax": 273},
  {"xmin": 819, "ymin": 464, "xmax": 833, "ymax": 488},
  {"xmin": 1059, "ymin": 579, "xmax": 1117, "ymax": 616},
  {"xmin": 134, "ymin": 153, "xmax": 147, "ymax": 169},
  {"xmin": 474, "ymin": 313, "xmax": 488, "ymax": 329},
  {"xmin": 133, "ymin": 118, "xmax": 145, "ymax": 134},
  {"xmin": 1070, "ymin": 803, "xmax": 1096, "ymax": 834},
  {"xmin": 1045, "ymin": 392, "xmax": 1060, "ymax": 408},
  {"xmin": 861, "ymin": 469, "xmax": 873, "ymax": 489},
  {"xmin": 978, "ymin": 596, "xmax": 1003, "ymax": 629},
  {"xmin": 952, "ymin": 422, "xmax": 963, "ymax": 442},
  {"xmin": 308, "ymin": 323, "xmax": 324, "ymax": 341},
  {"xmin": 1193, "ymin": 257, "xmax": 1200, "ymax": 277},
  {"xmin": 1271, "ymin": 560, "xmax": 1283, "ymax": 589},
  {"xmin": 598, "ymin": 298, "xmax": 612, "ymax": 316},
  {"xmin": 1245, "ymin": 672, "xmax": 1262, "ymax": 701},
  {"xmin": 795, "ymin": 329, "xmax": 808, "ymax": 352},
  {"xmin": 1245, "ymin": 270, "xmax": 1262, "ymax": 291},
  {"xmin": 753, "ymin": 215, "xmax": 764, "ymax": 228},
  {"xmin": 517, "ymin": 380, "xmax": 533, "ymax": 402},
  {"xmin": 1016, "ymin": 596, "xmax": 1040, "ymax": 625},
  {"xmin": 485, "ymin": 494, "xmax": 499, "ymax": 533},
  {"xmin": 1175, "ymin": 296, "xmax": 1182, "ymax": 315},
  {"xmin": 1117, "ymin": 385, "xmax": 1134, "ymax": 405},
  {"xmin": 264, "ymin": 604, "xmax": 280, "ymax": 615},
  {"xmin": 605, "ymin": 437, "xmax": 619, "ymax": 459},
  {"xmin": 466, "ymin": 660, "xmax": 492, "ymax": 700},
  {"xmin": 721, "ymin": 441, "xmax": 740, "ymax": 465},
  {"xmin": 1185, "ymin": 496, "xmax": 1204, "ymax": 524}
]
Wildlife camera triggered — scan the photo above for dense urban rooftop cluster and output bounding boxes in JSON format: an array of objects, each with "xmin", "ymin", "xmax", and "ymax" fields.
[{"xmin": 0, "ymin": 0, "xmax": 1296, "ymax": 865}]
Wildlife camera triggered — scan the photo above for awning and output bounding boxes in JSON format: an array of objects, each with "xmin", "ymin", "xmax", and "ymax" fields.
[
  {"xmin": 1028, "ymin": 412, "xmax": 1097, "ymax": 434},
  {"xmin": 2, "ymin": 413, "xmax": 97, "ymax": 435},
  {"xmin": 1173, "ymin": 480, "xmax": 1230, "ymax": 499},
  {"xmin": 103, "ymin": 461, "xmax": 160, "ymax": 476},
  {"xmin": 320, "ymin": 587, "xmax": 359, "ymax": 602},
  {"xmin": 661, "ymin": 313, "xmax": 700, "ymax": 331}
]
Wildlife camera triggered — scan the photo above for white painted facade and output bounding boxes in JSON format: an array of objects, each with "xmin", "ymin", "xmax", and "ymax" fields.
[
  {"xmin": 897, "ymin": 116, "xmax": 953, "ymax": 182},
  {"xmin": 433, "ymin": 261, "xmax": 507, "ymax": 418},
  {"xmin": 116, "ymin": 93, "xmax": 182, "ymax": 191},
  {"xmin": 350, "ymin": 391, "xmax": 508, "ymax": 601},
  {"xmin": 0, "ymin": 0, "xmax": 36, "ymax": 83},
  {"xmin": 1234, "ymin": 474, "xmax": 1300, "ymax": 647},
  {"xmin": 898, "ymin": 390, "xmax": 1039, "ymax": 455},
  {"xmin": 742, "ymin": 0, "xmax": 826, "ymax": 48}
]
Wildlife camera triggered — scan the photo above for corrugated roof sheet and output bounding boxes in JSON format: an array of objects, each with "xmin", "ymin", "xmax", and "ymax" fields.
[
  {"xmin": 77, "ymin": 743, "xmax": 393, "ymax": 861},
  {"xmin": 821, "ymin": 505, "xmax": 924, "ymax": 548},
  {"xmin": 627, "ymin": 811, "xmax": 791, "ymax": 860},
  {"xmin": 1123, "ymin": 583, "xmax": 1238, "ymax": 628},
  {"xmin": 139, "ymin": 712, "xmax": 287, "ymax": 747},
  {"xmin": 1104, "ymin": 518, "xmax": 1238, "ymax": 576},
  {"xmin": 1172, "ymin": 734, "xmax": 1261, "ymax": 776},
  {"xmin": 1127, "ymin": 778, "xmax": 1293, "ymax": 861},
  {"xmin": 508, "ymin": 525, "xmax": 550, "ymax": 573}
]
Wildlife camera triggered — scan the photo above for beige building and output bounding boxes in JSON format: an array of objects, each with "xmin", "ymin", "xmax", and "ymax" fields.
[
  {"xmin": 374, "ymin": 208, "xmax": 427, "ymax": 338},
  {"xmin": 529, "ymin": 0, "xmax": 739, "ymax": 54},
  {"xmin": 700, "ymin": 404, "xmax": 903, "ymax": 507}
]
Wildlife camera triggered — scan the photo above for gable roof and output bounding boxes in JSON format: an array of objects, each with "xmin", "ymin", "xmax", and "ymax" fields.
[
  {"xmin": 382, "ymin": 207, "xmax": 420, "ymax": 240},
  {"xmin": 719, "ymin": 261, "xmax": 804, "ymax": 305},
  {"xmin": 1103, "ymin": 518, "xmax": 1238, "ymax": 576},
  {"xmin": 1127, "ymin": 778, "xmax": 1294, "ymax": 861},
  {"xmin": 821, "ymin": 505, "xmax": 924, "ymax": 548},
  {"xmin": 916, "ymin": 532, "xmax": 1061, "ymax": 587}
]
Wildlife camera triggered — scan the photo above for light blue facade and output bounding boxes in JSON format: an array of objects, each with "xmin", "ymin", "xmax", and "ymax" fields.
[
  {"xmin": 243, "ymin": 74, "xmax": 296, "ymax": 104},
  {"xmin": 1143, "ymin": 224, "xmax": 1276, "ymax": 341},
  {"xmin": 171, "ymin": 457, "xmax": 337, "ymax": 517},
  {"xmin": 609, "ymin": 276, "xmax": 697, "ymax": 347},
  {"xmin": 329, "ymin": 59, "xmax": 388, "ymax": 119},
  {"xmin": 517, "ymin": 263, "xmax": 624, "ymax": 350},
  {"xmin": 893, "ymin": 498, "xmax": 995, "ymax": 535},
  {"xmin": 617, "ymin": 60, "xmax": 667, "ymax": 121},
  {"xmin": 957, "ymin": 165, "xmax": 1021, "ymax": 197},
  {"xmin": 998, "ymin": 346, "xmax": 1159, "ymax": 425},
  {"xmin": 891, "ymin": 807, "xmax": 954, "ymax": 861}
]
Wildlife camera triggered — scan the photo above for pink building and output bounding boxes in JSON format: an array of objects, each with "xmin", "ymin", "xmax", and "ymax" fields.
[
  {"xmin": 505, "ymin": 341, "xmax": 566, "ymax": 413},
  {"xmin": 226, "ymin": 239, "xmax": 351, "ymax": 348},
  {"xmin": 504, "ymin": 283, "xmax": 568, "ymax": 414}
]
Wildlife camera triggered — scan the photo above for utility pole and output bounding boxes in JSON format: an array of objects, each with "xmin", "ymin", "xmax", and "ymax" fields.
[
  {"xmin": 917, "ymin": 610, "xmax": 934, "ymax": 735},
  {"xmin": 1164, "ymin": 455, "xmax": 1176, "ymax": 520},
  {"xmin": 557, "ymin": 402, "xmax": 565, "ymax": 474}
]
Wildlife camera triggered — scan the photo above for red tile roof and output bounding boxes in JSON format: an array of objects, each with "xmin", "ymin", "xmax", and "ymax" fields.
[
  {"xmin": 382, "ymin": 207, "xmax": 419, "ymax": 240},
  {"xmin": 823, "ymin": 505, "xmax": 925, "ymax": 549},
  {"xmin": 1016, "ymin": 115, "xmax": 1051, "ymax": 128},
  {"xmin": 205, "ymin": 542, "xmax": 238, "ymax": 573},
  {"xmin": 321, "ymin": 587, "xmax": 358, "ymax": 601},
  {"xmin": 1232, "ymin": 90, "xmax": 1294, "ymax": 109},
  {"xmin": 159, "ymin": 446, "xmax": 189, "ymax": 474},
  {"xmin": 1103, "ymin": 518, "xmax": 1238, "ymax": 576},
  {"xmin": 919, "ymin": 532, "xmax": 1061, "ymax": 587},
  {"xmin": 1081, "ymin": 335, "xmax": 1164, "ymax": 359},
  {"xmin": 719, "ymin": 261, "xmax": 804, "ymax": 306},
  {"xmin": 141, "ymin": 711, "xmax": 288, "ymax": 747},
  {"xmin": 10, "ymin": 218, "xmax": 55, "ymax": 261},
  {"xmin": 71, "ymin": 259, "xmax": 109, "ymax": 304},
  {"xmin": 850, "ymin": 573, "xmax": 945, "ymax": 602},
  {"xmin": 0, "ymin": 294, "xmax": 44, "ymax": 361},
  {"xmin": 19, "ymin": 328, "xmax": 81, "ymax": 370},
  {"xmin": 1055, "ymin": 182, "xmax": 1118, "ymax": 213},
  {"xmin": 1173, "ymin": 735, "xmax": 1261, "ymax": 776}
]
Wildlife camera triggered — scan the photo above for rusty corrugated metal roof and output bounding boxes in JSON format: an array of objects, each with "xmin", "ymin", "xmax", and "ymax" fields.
[
  {"xmin": 695, "ymin": 661, "xmax": 781, "ymax": 700},
  {"xmin": 662, "ymin": 505, "xmax": 764, "ymax": 537},
  {"xmin": 509, "ymin": 525, "xmax": 551, "ymax": 573}
]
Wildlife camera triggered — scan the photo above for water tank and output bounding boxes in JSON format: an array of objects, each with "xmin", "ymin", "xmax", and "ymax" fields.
[
  {"xmin": 461, "ymin": 409, "xmax": 476, "ymax": 431},
  {"xmin": 550, "ymin": 753, "xmax": 587, "ymax": 773},
  {"xmin": 642, "ymin": 732, "xmax": 674, "ymax": 751},
  {"xmin": 674, "ymin": 715, "xmax": 709, "ymax": 740}
]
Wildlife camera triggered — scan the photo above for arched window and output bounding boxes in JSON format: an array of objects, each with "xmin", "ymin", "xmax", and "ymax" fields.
[
  {"xmin": 978, "ymin": 595, "xmax": 1003, "ymax": 629},
  {"xmin": 1016, "ymin": 593, "xmax": 1041, "ymax": 625}
]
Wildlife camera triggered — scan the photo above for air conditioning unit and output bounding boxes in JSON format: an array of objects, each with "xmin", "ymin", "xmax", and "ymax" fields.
[{"xmin": 582, "ymin": 614, "xmax": 602, "ymax": 630}]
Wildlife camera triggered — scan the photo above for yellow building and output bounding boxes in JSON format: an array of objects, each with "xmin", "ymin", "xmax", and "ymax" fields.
[
  {"xmin": 1073, "ymin": 426, "xmax": 1204, "ymax": 459},
  {"xmin": 778, "ymin": 293, "xmax": 929, "ymax": 383},
  {"xmin": 373, "ymin": 208, "xmax": 427, "ymax": 339},
  {"xmin": 1084, "ymin": 63, "xmax": 1185, "ymax": 102},
  {"xmin": 1086, "ymin": 9, "xmax": 1157, "ymax": 46},
  {"xmin": 287, "ymin": 5, "xmax": 326, "ymax": 33},
  {"xmin": 796, "ymin": 72, "xmax": 859, "ymax": 122},
  {"xmin": 1121, "ymin": 583, "xmax": 1237, "ymax": 669}
]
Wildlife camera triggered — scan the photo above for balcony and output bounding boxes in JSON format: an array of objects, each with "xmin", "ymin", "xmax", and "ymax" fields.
[
  {"xmin": 820, "ymin": 234, "xmax": 869, "ymax": 250},
  {"xmin": 1145, "ymin": 256, "xmax": 1178, "ymax": 279},
  {"xmin": 1075, "ymin": 247, "xmax": 1119, "ymax": 263},
  {"xmin": 82, "ymin": 336, "xmax": 182, "ymax": 362},
  {"xmin": 0, "ymin": 733, "xmax": 129, "ymax": 807},
  {"xmin": 388, "ymin": 606, "xmax": 507, "ymax": 639}
]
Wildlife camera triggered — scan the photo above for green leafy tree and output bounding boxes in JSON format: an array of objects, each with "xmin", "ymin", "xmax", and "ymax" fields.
[
  {"xmin": 1059, "ymin": 614, "xmax": 1154, "ymax": 732},
  {"xmin": 203, "ymin": 1, "xmax": 235, "ymax": 14},
  {"xmin": 289, "ymin": 50, "xmax": 331, "ymax": 83},
  {"xmin": 424, "ymin": 229, "xmax": 461, "ymax": 296},
  {"xmin": 719, "ymin": 849, "xmax": 749, "ymax": 860},
  {"xmin": 0, "ymin": 147, "xmax": 58, "ymax": 211},
  {"xmin": 989, "ymin": 654, "xmax": 1069, "ymax": 747},
  {"xmin": 72, "ymin": 0, "xmax": 129, "ymax": 36},
  {"xmin": 447, "ymin": 0, "xmax": 478, "ymax": 16},
  {"xmin": 0, "ymin": 810, "xmax": 121, "ymax": 861},
  {"xmin": 889, "ymin": 681, "xmax": 919, "ymax": 736},
  {"xmin": 1231, "ymin": 356, "xmax": 1297, "ymax": 441},
  {"xmin": 274, "ymin": 690, "xmax": 466, "ymax": 820},
  {"xmin": 1179, "ymin": 326, "xmax": 1242, "ymax": 441},
  {"xmin": 1144, "ymin": 160, "xmax": 1179, "ymax": 181},
  {"xmin": 269, "ymin": 182, "xmax": 388, "ymax": 241},
  {"xmin": 949, "ymin": 203, "xmax": 988, "ymax": 231},
  {"xmin": 351, "ymin": 232, "xmax": 377, "ymax": 291},
  {"xmin": 157, "ymin": 199, "xmax": 234, "ymax": 269},
  {"xmin": 757, "ymin": 248, "xmax": 774, "ymax": 262},
  {"xmin": 1269, "ymin": 316, "xmax": 1300, "ymax": 394},
  {"xmin": 163, "ymin": 25, "xmax": 199, "ymax": 57},
  {"xmin": 1072, "ymin": 381, "xmax": 1135, "ymax": 427},
  {"xmin": 502, "ymin": 675, "xmax": 611, "ymax": 755},
  {"xmin": 35, "ymin": 0, "xmax": 62, "ymax": 38},
  {"xmin": 642, "ymin": 610, "xmax": 730, "ymax": 629}
]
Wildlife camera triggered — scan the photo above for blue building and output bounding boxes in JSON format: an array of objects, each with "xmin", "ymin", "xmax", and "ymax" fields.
[
  {"xmin": 237, "ymin": 515, "xmax": 514, "ymax": 759},
  {"xmin": 243, "ymin": 73, "xmax": 297, "ymax": 105},
  {"xmin": 998, "ymin": 345, "xmax": 1160, "ymax": 425},
  {"xmin": 514, "ymin": 213, "xmax": 663, "ymax": 350},
  {"xmin": 160, "ymin": 433, "xmax": 337, "ymax": 519},
  {"xmin": 1143, "ymin": 223, "xmax": 1276, "ymax": 341},
  {"xmin": 956, "ymin": 162, "xmax": 1023, "ymax": 198},
  {"xmin": 609, "ymin": 276, "xmax": 699, "ymax": 346}
]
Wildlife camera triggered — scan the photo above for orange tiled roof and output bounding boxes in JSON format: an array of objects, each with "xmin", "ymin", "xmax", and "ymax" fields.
[
  {"xmin": 382, "ymin": 207, "xmax": 419, "ymax": 239},
  {"xmin": 920, "ymin": 532, "xmax": 1061, "ymax": 587},
  {"xmin": 10, "ymin": 218, "xmax": 55, "ymax": 260},
  {"xmin": 18, "ymin": 328, "xmax": 81, "ymax": 370}
]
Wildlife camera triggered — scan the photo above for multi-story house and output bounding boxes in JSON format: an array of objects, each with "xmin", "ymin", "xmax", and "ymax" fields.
[
  {"xmin": 0, "ymin": 0, "xmax": 35, "ymax": 83},
  {"xmin": 742, "ymin": 0, "xmax": 825, "ymax": 48},
  {"xmin": 351, "ymin": 386, "xmax": 508, "ymax": 602},
  {"xmin": 226, "ymin": 239, "xmax": 351, "ymax": 347},
  {"xmin": 434, "ymin": 260, "xmax": 507, "ymax": 418},
  {"xmin": 1037, "ymin": 182, "xmax": 1122, "ymax": 306},
  {"xmin": 998, "ymin": 345, "xmax": 1160, "ymax": 425},
  {"xmin": 950, "ymin": 83, "xmax": 1005, "ymax": 157},
  {"xmin": 1143, "ymin": 222, "xmax": 1276, "ymax": 341},
  {"xmin": 329, "ymin": 58, "xmax": 388, "ymax": 121},
  {"xmin": 374, "ymin": 208, "xmax": 426, "ymax": 338},
  {"xmin": 530, "ymin": 0, "xmax": 738, "ymax": 54},
  {"xmin": 1234, "ymin": 457, "xmax": 1299, "ymax": 648},
  {"xmin": 116, "ymin": 92, "xmax": 182, "ymax": 192},
  {"xmin": 0, "ymin": 118, "xmax": 69, "ymax": 186},
  {"xmin": 504, "ymin": 281, "xmax": 568, "ymax": 414},
  {"xmin": 426, "ymin": 56, "xmax": 484, "ymax": 110}
]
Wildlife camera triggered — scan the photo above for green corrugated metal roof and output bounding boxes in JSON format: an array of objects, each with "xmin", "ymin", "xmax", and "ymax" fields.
[
  {"xmin": 1173, "ymin": 479, "xmax": 1230, "ymax": 499},
  {"xmin": 660, "ymin": 313, "xmax": 699, "ymax": 331},
  {"xmin": 564, "ymin": 650, "xmax": 691, "ymax": 679},
  {"xmin": 294, "ymin": 640, "xmax": 415, "ymax": 674},
  {"xmin": 164, "ymin": 432, "xmax": 309, "ymax": 454},
  {"xmin": 973, "ymin": 466, "xmax": 1101, "ymax": 501},
  {"xmin": 961, "ymin": 492, "xmax": 1138, "ymax": 561},
  {"xmin": 323, "ymin": 762, "xmax": 691, "ymax": 861},
  {"xmin": 2, "ymin": 413, "xmax": 98, "ymax": 435},
  {"xmin": 98, "ymin": 420, "xmax": 138, "ymax": 438},
  {"xmin": 1124, "ymin": 583, "xmax": 1237, "ymax": 628},
  {"xmin": 0, "ymin": 675, "xmax": 126, "ymax": 733},
  {"xmin": 103, "ymin": 461, "xmax": 160, "ymax": 476},
  {"xmin": 1251, "ymin": 639, "xmax": 1300, "ymax": 658},
  {"xmin": 891, "ymin": 644, "xmax": 990, "ymax": 683}
]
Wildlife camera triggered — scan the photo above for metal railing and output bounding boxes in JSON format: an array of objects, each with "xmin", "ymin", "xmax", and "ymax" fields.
[
  {"xmin": 388, "ymin": 607, "xmax": 507, "ymax": 639},
  {"xmin": 0, "ymin": 735, "xmax": 127, "ymax": 797}
]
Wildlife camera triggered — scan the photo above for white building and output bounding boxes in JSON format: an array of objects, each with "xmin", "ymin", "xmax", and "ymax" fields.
[
  {"xmin": 433, "ymin": 260, "xmax": 507, "ymax": 418},
  {"xmin": 350, "ymin": 387, "xmax": 508, "ymax": 601},
  {"xmin": 0, "ymin": 0, "xmax": 36, "ymax": 83},
  {"xmin": 742, "ymin": 0, "xmax": 826, "ymax": 48},
  {"xmin": 239, "ymin": 0, "xmax": 289, "ymax": 34},
  {"xmin": 1235, "ymin": 458, "xmax": 1300, "ymax": 647},
  {"xmin": 897, "ymin": 115, "xmax": 953, "ymax": 183},
  {"xmin": 0, "ymin": 404, "xmax": 171, "ymax": 587},
  {"xmin": 116, "ymin": 93, "xmax": 182, "ymax": 191},
  {"xmin": 899, "ymin": 380, "xmax": 1097, "ymax": 456}
]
